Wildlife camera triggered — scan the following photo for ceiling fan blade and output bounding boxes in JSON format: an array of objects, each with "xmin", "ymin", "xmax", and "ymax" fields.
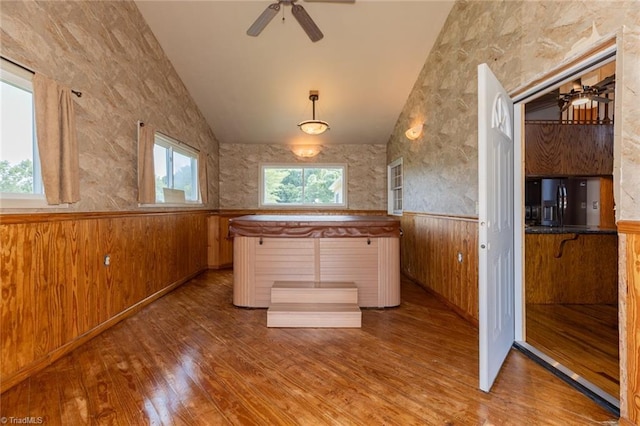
[
  {"xmin": 561, "ymin": 101, "xmax": 571, "ymax": 112},
  {"xmin": 291, "ymin": 4, "xmax": 323, "ymax": 42},
  {"xmin": 247, "ymin": 3, "xmax": 280, "ymax": 37},
  {"xmin": 591, "ymin": 96, "xmax": 612, "ymax": 103},
  {"xmin": 594, "ymin": 74, "xmax": 615, "ymax": 88}
]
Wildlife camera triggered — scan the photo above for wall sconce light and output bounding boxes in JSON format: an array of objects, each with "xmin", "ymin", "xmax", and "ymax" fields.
[
  {"xmin": 405, "ymin": 123, "xmax": 424, "ymax": 140},
  {"xmin": 292, "ymin": 145, "xmax": 321, "ymax": 158}
]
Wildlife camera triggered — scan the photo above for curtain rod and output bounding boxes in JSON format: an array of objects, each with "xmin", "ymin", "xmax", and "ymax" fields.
[
  {"xmin": 138, "ymin": 121, "xmax": 200, "ymax": 154},
  {"xmin": 1, "ymin": 55, "xmax": 82, "ymax": 98}
]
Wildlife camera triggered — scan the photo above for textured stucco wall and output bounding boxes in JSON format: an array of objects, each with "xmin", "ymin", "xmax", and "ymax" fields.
[
  {"xmin": 0, "ymin": 1, "xmax": 219, "ymax": 212},
  {"xmin": 388, "ymin": 0, "xmax": 640, "ymax": 220},
  {"xmin": 219, "ymin": 143, "xmax": 386, "ymax": 210}
]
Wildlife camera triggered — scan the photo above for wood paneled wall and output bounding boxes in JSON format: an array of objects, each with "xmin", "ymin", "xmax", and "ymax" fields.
[
  {"xmin": 207, "ymin": 214, "xmax": 236, "ymax": 269},
  {"xmin": 400, "ymin": 213, "xmax": 479, "ymax": 324},
  {"xmin": 0, "ymin": 211, "xmax": 209, "ymax": 392},
  {"xmin": 619, "ymin": 221, "xmax": 640, "ymax": 426}
]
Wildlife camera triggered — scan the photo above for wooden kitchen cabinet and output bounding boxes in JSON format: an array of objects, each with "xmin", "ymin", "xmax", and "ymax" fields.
[
  {"xmin": 525, "ymin": 232, "xmax": 618, "ymax": 304},
  {"xmin": 525, "ymin": 123, "xmax": 613, "ymax": 176}
]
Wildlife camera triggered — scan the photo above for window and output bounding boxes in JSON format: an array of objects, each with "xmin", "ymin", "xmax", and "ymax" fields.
[
  {"xmin": 0, "ymin": 59, "xmax": 44, "ymax": 201},
  {"xmin": 260, "ymin": 164, "xmax": 347, "ymax": 208},
  {"xmin": 153, "ymin": 133, "xmax": 199, "ymax": 203},
  {"xmin": 388, "ymin": 158, "xmax": 403, "ymax": 215}
]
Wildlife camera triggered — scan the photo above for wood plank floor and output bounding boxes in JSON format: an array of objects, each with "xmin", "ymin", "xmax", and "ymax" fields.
[
  {"xmin": 526, "ymin": 303, "xmax": 620, "ymax": 398},
  {"xmin": 0, "ymin": 271, "xmax": 617, "ymax": 425}
]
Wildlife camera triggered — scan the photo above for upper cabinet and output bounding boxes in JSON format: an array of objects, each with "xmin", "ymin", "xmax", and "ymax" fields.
[{"xmin": 525, "ymin": 123, "xmax": 614, "ymax": 176}]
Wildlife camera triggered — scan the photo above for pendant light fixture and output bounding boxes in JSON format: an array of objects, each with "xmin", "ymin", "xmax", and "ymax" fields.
[{"xmin": 298, "ymin": 90, "xmax": 329, "ymax": 135}]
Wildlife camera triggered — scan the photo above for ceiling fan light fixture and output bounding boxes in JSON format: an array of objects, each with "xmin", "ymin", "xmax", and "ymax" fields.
[
  {"xmin": 571, "ymin": 93, "xmax": 591, "ymax": 107},
  {"xmin": 298, "ymin": 90, "xmax": 330, "ymax": 135}
]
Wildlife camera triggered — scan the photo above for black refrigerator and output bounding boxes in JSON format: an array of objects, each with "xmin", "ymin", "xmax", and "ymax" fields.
[{"xmin": 540, "ymin": 178, "xmax": 588, "ymax": 227}]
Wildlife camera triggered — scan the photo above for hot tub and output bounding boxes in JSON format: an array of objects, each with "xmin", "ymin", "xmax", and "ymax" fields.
[{"xmin": 228, "ymin": 215, "xmax": 401, "ymax": 308}]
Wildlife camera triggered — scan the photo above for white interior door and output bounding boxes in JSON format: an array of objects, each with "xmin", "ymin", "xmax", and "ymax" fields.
[{"xmin": 478, "ymin": 63, "xmax": 515, "ymax": 392}]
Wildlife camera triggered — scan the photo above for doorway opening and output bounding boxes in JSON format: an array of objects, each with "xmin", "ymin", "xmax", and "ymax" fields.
[{"xmin": 512, "ymin": 42, "xmax": 619, "ymax": 414}]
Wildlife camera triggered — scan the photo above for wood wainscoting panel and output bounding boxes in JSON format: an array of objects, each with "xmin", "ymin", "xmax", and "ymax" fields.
[
  {"xmin": 619, "ymin": 221, "xmax": 640, "ymax": 426},
  {"xmin": 0, "ymin": 211, "xmax": 208, "ymax": 392},
  {"xmin": 400, "ymin": 213, "xmax": 479, "ymax": 323},
  {"xmin": 208, "ymin": 214, "xmax": 241, "ymax": 269},
  {"xmin": 207, "ymin": 214, "xmax": 222, "ymax": 268}
]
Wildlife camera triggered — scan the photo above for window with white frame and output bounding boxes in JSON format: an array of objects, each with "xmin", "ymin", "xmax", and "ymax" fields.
[
  {"xmin": 153, "ymin": 133, "xmax": 200, "ymax": 203},
  {"xmin": 260, "ymin": 164, "xmax": 347, "ymax": 207},
  {"xmin": 0, "ymin": 59, "xmax": 44, "ymax": 201},
  {"xmin": 387, "ymin": 158, "xmax": 403, "ymax": 215}
]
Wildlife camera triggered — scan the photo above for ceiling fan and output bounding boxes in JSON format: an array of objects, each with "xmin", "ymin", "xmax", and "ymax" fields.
[
  {"xmin": 559, "ymin": 74, "xmax": 615, "ymax": 111},
  {"xmin": 247, "ymin": 0, "xmax": 354, "ymax": 42}
]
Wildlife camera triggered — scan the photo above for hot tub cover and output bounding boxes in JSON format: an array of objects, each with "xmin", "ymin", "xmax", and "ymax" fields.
[{"xmin": 228, "ymin": 215, "xmax": 401, "ymax": 238}]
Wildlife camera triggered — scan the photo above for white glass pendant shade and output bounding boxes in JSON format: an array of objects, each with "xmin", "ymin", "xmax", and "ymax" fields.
[{"xmin": 298, "ymin": 120, "xmax": 330, "ymax": 135}]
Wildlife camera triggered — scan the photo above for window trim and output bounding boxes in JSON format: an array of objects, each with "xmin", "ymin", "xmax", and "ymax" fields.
[
  {"xmin": 387, "ymin": 157, "xmax": 403, "ymax": 216},
  {"xmin": 146, "ymin": 131, "xmax": 202, "ymax": 206},
  {"xmin": 259, "ymin": 163, "xmax": 348, "ymax": 209},
  {"xmin": 0, "ymin": 59, "xmax": 32, "ymax": 88},
  {"xmin": 0, "ymin": 58, "xmax": 49, "ymax": 208}
]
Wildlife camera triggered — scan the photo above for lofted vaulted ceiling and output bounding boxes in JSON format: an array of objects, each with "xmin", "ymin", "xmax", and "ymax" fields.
[{"xmin": 134, "ymin": 0, "xmax": 454, "ymax": 146}]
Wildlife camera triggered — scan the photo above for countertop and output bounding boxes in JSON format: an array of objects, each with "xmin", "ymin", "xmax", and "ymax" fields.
[{"xmin": 525, "ymin": 225, "xmax": 617, "ymax": 235}]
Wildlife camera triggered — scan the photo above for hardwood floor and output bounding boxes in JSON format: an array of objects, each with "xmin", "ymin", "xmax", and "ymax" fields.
[
  {"xmin": 0, "ymin": 271, "xmax": 616, "ymax": 425},
  {"xmin": 526, "ymin": 303, "xmax": 620, "ymax": 398}
]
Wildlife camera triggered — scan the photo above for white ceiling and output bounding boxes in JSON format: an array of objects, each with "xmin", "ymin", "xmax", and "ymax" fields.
[{"xmin": 135, "ymin": 0, "xmax": 454, "ymax": 146}]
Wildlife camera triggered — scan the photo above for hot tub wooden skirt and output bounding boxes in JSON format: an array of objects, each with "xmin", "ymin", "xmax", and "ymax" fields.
[{"xmin": 232, "ymin": 236, "xmax": 401, "ymax": 308}]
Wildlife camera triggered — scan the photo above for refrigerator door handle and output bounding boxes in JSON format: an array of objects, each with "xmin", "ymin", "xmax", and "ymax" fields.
[
  {"xmin": 557, "ymin": 183, "xmax": 567, "ymax": 225},
  {"xmin": 560, "ymin": 184, "xmax": 565, "ymax": 210},
  {"xmin": 556, "ymin": 184, "xmax": 563, "ymax": 224}
]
